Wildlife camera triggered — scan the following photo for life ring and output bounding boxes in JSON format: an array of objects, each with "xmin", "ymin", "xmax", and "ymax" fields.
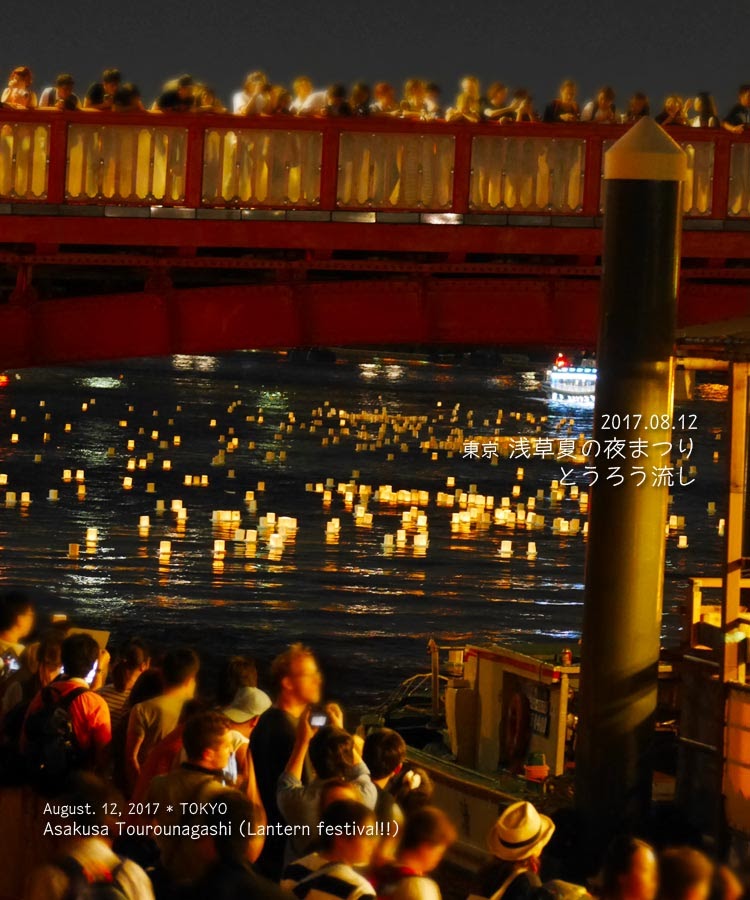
[{"xmin": 503, "ymin": 691, "xmax": 530, "ymax": 763}]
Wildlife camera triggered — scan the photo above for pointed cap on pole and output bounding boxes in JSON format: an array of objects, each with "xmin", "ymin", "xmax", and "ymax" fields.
[{"xmin": 604, "ymin": 117, "xmax": 687, "ymax": 182}]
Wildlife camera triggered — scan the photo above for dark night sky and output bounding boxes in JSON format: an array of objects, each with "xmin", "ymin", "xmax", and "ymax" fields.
[{"xmin": 2, "ymin": 0, "xmax": 747, "ymax": 114}]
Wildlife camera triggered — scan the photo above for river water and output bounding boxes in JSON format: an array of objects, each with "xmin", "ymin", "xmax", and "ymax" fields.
[{"xmin": 0, "ymin": 351, "xmax": 728, "ymax": 712}]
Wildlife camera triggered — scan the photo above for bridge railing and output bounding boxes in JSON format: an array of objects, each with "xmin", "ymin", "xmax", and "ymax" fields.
[{"xmin": 0, "ymin": 109, "xmax": 747, "ymax": 220}]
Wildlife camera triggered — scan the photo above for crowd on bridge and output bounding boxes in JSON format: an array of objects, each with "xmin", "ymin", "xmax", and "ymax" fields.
[
  {"xmin": 0, "ymin": 589, "xmax": 748, "ymax": 900},
  {"xmin": 3, "ymin": 65, "xmax": 750, "ymax": 131}
]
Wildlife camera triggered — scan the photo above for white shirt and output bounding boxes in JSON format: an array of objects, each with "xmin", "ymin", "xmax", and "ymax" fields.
[
  {"xmin": 290, "ymin": 90, "xmax": 327, "ymax": 115},
  {"xmin": 690, "ymin": 115, "xmax": 718, "ymax": 128},
  {"xmin": 232, "ymin": 90, "xmax": 250, "ymax": 114},
  {"xmin": 282, "ymin": 853, "xmax": 375, "ymax": 899},
  {"xmin": 232, "ymin": 91, "xmax": 269, "ymax": 115}
]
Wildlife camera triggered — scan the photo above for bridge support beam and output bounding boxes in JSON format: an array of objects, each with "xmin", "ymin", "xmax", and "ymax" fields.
[{"xmin": 9, "ymin": 264, "xmax": 37, "ymax": 306}]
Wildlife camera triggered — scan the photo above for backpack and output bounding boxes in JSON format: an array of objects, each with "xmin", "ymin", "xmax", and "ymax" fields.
[
  {"xmin": 58, "ymin": 855, "xmax": 131, "ymax": 900},
  {"xmin": 23, "ymin": 684, "xmax": 88, "ymax": 794}
]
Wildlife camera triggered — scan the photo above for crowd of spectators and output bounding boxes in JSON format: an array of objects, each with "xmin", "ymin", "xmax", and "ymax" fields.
[
  {"xmin": 0, "ymin": 590, "xmax": 749, "ymax": 900},
  {"xmin": 2, "ymin": 65, "xmax": 750, "ymax": 131}
]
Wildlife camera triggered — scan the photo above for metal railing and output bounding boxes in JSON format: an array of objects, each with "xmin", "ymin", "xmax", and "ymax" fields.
[{"xmin": 0, "ymin": 109, "xmax": 747, "ymax": 220}]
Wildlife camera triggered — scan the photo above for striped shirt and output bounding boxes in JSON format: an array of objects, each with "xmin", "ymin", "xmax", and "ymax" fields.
[
  {"xmin": 97, "ymin": 684, "xmax": 131, "ymax": 729},
  {"xmin": 282, "ymin": 854, "xmax": 376, "ymax": 900}
]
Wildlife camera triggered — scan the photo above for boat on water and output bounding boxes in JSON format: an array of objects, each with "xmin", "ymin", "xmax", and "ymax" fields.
[
  {"xmin": 545, "ymin": 352, "xmax": 597, "ymax": 399},
  {"xmin": 361, "ymin": 639, "xmax": 679, "ymax": 870}
]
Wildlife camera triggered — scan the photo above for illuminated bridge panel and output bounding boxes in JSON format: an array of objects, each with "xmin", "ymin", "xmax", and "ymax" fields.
[
  {"xmin": 0, "ymin": 121, "xmax": 49, "ymax": 200},
  {"xmin": 66, "ymin": 124, "xmax": 188, "ymax": 203},
  {"xmin": 728, "ymin": 143, "xmax": 750, "ymax": 217},
  {"xmin": 202, "ymin": 128, "xmax": 322, "ymax": 207},
  {"xmin": 600, "ymin": 138, "xmax": 715, "ymax": 216},
  {"xmin": 470, "ymin": 136, "xmax": 585, "ymax": 213},
  {"xmin": 336, "ymin": 132, "xmax": 455, "ymax": 209}
]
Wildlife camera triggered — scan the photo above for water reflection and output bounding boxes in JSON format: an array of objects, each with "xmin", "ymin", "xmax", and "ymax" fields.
[{"xmin": 0, "ymin": 352, "xmax": 727, "ymax": 709}]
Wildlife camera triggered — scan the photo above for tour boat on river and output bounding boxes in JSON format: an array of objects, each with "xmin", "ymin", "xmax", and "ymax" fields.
[{"xmin": 545, "ymin": 353, "xmax": 597, "ymax": 399}]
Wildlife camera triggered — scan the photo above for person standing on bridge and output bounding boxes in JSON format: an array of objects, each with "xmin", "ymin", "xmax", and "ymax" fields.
[
  {"xmin": 350, "ymin": 82, "xmax": 371, "ymax": 116},
  {"xmin": 722, "ymin": 84, "xmax": 750, "ymax": 133},
  {"xmin": 484, "ymin": 83, "xmax": 517, "ymax": 123},
  {"xmin": 154, "ymin": 74, "xmax": 196, "ymax": 112},
  {"xmin": 2, "ymin": 67, "xmax": 36, "ymax": 109},
  {"xmin": 84, "ymin": 67, "xmax": 122, "ymax": 110},
  {"xmin": 686, "ymin": 93, "xmax": 720, "ymax": 128},
  {"xmin": 399, "ymin": 78, "xmax": 427, "ymax": 118},
  {"xmin": 289, "ymin": 75, "xmax": 327, "ymax": 115},
  {"xmin": 655, "ymin": 95, "xmax": 687, "ymax": 126},
  {"xmin": 446, "ymin": 76, "xmax": 482, "ymax": 123},
  {"xmin": 622, "ymin": 91, "xmax": 650, "ymax": 123},
  {"xmin": 582, "ymin": 86, "xmax": 618, "ymax": 123},
  {"xmin": 543, "ymin": 80, "xmax": 580, "ymax": 122},
  {"xmin": 39, "ymin": 74, "xmax": 80, "ymax": 110}
]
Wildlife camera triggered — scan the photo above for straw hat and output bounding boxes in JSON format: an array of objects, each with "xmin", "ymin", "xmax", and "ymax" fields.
[{"xmin": 487, "ymin": 801, "xmax": 555, "ymax": 861}]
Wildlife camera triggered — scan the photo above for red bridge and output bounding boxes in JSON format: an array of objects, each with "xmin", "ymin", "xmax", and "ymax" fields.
[{"xmin": 0, "ymin": 109, "xmax": 748, "ymax": 366}]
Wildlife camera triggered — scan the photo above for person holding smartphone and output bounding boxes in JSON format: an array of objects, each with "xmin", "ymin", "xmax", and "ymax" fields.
[
  {"xmin": 277, "ymin": 708, "xmax": 378, "ymax": 866},
  {"xmin": 250, "ymin": 643, "xmax": 324, "ymax": 880}
]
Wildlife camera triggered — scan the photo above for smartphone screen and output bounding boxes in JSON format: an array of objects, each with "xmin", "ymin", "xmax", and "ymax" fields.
[{"xmin": 310, "ymin": 714, "xmax": 328, "ymax": 728}]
